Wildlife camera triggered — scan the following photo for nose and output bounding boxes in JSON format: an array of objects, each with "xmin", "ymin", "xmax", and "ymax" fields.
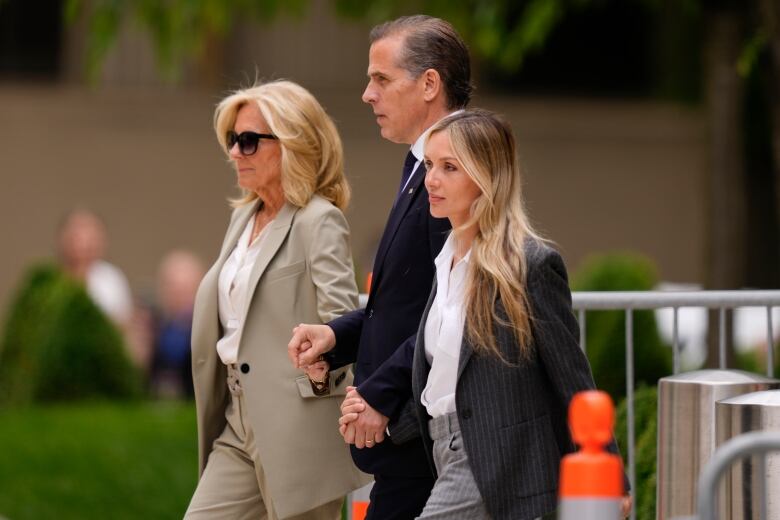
[
  {"xmin": 424, "ymin": 167, "xmax": 438, "ymax": 190},
  {"xmin": 362, "ymin": 82, "xmax": 376, "ymax": 105},
  {"xmin": 228, "ymin": 141, "xmax": 243, "ymax": 159}
]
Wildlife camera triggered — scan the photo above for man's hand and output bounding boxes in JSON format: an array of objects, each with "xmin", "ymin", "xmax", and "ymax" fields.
[
  {"xmin": 304, "ymin": 360, "xmax": 329, "ymax": 382},
  {"xmin": 287, "ymin": 324, "xmax": 336, "ymax": 369},
  {"xmin": 338, "ymin": 386, "xmax": 388, "ymax": 449}
]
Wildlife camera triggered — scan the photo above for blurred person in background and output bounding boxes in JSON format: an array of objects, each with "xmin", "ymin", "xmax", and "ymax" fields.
[
  {"xmin": 58, "ymin": 208, "xmax": 133, "ymax": 327},
  {"xmin": 148, "ymin": 249, "xmax": 205, "ymax": 399},
  {"xmin": 185, "ymin": 79, "xmax": 370, "ymax": 520},
  {"xmin": 57, "ymin": 208, "xmax": 153, "ymax": 368}
]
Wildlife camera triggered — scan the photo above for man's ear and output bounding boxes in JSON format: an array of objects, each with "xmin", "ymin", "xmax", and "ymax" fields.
[{"xmin": 422, "ymin": 68, "xmax": 442, "ymax": 103}]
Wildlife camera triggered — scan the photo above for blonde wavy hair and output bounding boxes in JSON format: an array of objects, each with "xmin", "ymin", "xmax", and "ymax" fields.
[
  {"xmin": 429, "ymin": 109, "xmax": 542, "ymax": 360},
  {"xmin": 214, "ymin": 80, "xmax": 350, "ymax": 210}
]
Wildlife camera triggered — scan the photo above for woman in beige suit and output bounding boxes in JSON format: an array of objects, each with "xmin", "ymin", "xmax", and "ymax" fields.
[{"xmin": 186, "ymin": 80, "xmax": 370, "ymax": 519}]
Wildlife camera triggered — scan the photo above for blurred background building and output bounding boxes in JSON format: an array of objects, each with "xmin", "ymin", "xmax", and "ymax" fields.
[
  {"xmin": 0, "ymin": 0, "xmax": 777, "ymax": 350},
  {"xmin": 1, "ymin": 2, "xmax": 778, "ymax": 518}
]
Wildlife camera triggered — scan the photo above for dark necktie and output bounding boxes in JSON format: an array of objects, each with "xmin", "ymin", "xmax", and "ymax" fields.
[{"xmin": 396, "ymin": 151, "xmax": 417, "ymax": 201}]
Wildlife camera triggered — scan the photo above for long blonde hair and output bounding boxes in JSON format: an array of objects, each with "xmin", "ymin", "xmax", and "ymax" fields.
[
  {"xmin": 429, "ymin": 109, "xmax": 541, "ymax": 359},
  {"xmin": 213, "ymin": 80, "xmax": 350, "ymax": 210}
]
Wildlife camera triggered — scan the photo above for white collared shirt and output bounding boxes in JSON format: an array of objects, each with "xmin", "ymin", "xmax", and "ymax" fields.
[
  {"xmin": 421, "ymin": 233, "xmax": 470, "ymax": 418},
  {"xmin": 403, "ymin": 110, "xmax": 464, "ymax": 192},
  {"xmin": 216, "ymin": 215, "xmax": 274, "ymax": 364}
]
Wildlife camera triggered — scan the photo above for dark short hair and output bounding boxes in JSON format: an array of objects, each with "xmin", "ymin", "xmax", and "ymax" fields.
[{"xmin": 369, "ymin": 15, "xmax": 473, "ymax": 110}]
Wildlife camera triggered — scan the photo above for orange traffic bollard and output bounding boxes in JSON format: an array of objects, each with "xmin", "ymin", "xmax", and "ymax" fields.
[{"xmin": 558, "ymin": 390, "xmax": 623, "ymax": 519}]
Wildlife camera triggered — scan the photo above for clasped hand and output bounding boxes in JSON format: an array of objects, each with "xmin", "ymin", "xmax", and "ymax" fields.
[
  {"xmin": 287, "ymin": 324, "xmax": 388, "ymax": 448},
  {"xmin": 339, "ymin": 386, "xmax": 389, "ymax": 449}
]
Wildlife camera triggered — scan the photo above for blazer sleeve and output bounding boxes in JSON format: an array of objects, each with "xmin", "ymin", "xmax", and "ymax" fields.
[
  {"xmin": 528, "ymin": 247, "xmax": 630, "ymax": 491},
  {"xmin": 355, "ymin": 332, "xmax": 415, "ymax": 420},
  {"xmin": 527, "ymin": 249, "xmax": 595, "ymax": 406},
  {"xmin": 326, "ymin": 308, "xmax": 365, "ymax": 368},
  {"xmin": 355, "ymin": 214, "xmax": 447, "ymax": 419},
  {"xmin": 307, "ymin": 206, "xmax": 358, "ymax": 323}
]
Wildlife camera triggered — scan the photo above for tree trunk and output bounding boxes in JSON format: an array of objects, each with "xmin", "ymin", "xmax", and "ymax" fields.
[
  {"xmin": 761, "ymin": 0, "xmax": 780, "ymax": 269},
  {"xmin": 704, "ymin": 8, "xmax": 745, "ymax": 367}
]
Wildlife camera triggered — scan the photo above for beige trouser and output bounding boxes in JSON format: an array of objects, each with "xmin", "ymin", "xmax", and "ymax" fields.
[{"xmin": 185, "ymin": 365, "xmax": 343, "ymax": 520}]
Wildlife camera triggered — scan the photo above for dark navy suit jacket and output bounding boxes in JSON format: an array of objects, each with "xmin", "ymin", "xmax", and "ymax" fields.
[{"xmin": 327, "ymin": 158, "xmax": 450, "ymax": 476}]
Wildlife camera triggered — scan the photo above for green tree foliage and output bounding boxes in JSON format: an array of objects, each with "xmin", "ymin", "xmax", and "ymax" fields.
[
  {"xmin": 571, "ymin": 253, "xmax": 672, "ymax": 401},
  {"xmin": 0, "ymin": 264, "xmax": 142, "ymax": 405},
  {"xmin": 615, "ymin": 385, "xmax": 657, "ymax": 520},
  {"xmin": 64, "ymin": 0, "xmax": 310, "ymax": 81}
]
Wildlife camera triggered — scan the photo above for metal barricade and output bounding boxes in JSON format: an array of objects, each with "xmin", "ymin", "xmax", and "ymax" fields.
[{"xmin": 573, "ymin": 290, "xmax": 780, "ymax": 520}]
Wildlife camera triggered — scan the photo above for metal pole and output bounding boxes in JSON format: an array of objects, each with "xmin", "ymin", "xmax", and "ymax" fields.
[
  {"xmin": 767, "ymin": 306, "xmax": 775, "ymax": 378},
  {"xmin": 697, "ymin": 432, "xmax": 780, "ymax": 520},
  {"xmin": 578, "ymin": 308, "xmax": 586, "ymax": 353},
  {"xmin": 719, "ymin": 308, "xmax": 726, "ymax": 369},
  {"xmin": 673, "ymin": 307, "xmax": 680, "ymax": 374}
]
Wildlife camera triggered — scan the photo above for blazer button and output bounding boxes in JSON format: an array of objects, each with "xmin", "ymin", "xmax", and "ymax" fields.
[
  {"xmin": 240, "ymin": 363, "xmax": 250, "ymax": 374},
  {"xmin": 461, "ymin": 409, "xmax": 472, "ymax": 420},
  {"xmin": 368, "ymin": 309, "xmax": 374, "ymax": 319}
]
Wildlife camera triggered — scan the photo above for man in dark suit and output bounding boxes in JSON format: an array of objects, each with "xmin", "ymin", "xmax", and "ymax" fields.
[{"xmin": 288, "ymin": 15, "xmax": 472, "ymax": 520}]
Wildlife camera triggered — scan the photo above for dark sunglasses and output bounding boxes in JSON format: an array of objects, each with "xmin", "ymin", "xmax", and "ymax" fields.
[{"xmin": 226, "ymin": 130, "xmax": 278, "ymax": 155}]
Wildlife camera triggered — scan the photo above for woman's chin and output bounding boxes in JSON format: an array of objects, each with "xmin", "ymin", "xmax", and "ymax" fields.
[{"xmin": 429, "ymin": 208, "xmax": 448, "ymax": 220}]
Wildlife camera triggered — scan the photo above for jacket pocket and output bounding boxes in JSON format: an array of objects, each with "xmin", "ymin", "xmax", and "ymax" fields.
[
  {"xmin": 295, "ymin": 365, "xmax": 352, "ymax": 399},
  {"xmin": 499, "ymin": 414, "xmax": 560, "ymax": 498},
  {"xmin": 264, "ymin": 260, "xmax": 306, "ymax": 283}
]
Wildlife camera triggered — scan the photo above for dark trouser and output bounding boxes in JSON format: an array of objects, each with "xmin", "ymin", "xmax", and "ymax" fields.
[{"xmin": 365, "ymin": 474, "xmax": 435, "ymax": 520}]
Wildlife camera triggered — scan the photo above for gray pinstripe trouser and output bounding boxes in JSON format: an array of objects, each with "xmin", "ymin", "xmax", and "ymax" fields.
[{"xmin": 416, "ymin": 412, "xmax": 491, "ymax": 519}]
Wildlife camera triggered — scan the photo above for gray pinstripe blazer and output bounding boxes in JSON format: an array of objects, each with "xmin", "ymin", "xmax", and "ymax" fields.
[{"xmin": 395, "ymin": 240, "xmax": 619, "ymax": 520}]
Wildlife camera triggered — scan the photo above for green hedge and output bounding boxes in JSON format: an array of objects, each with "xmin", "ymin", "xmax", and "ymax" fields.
[
  {"xmin": 571, "ymin": 253, "xmax": 672, "ymax": 401},
  {"xmin": 0, "ymin": 401, "xmax": 197, "ymax": 519},
  {"xmin": 615, "ymin": 385, "xmax": 657, "ymax": 520},
  {"xmin": 0, "ymin": 264, "xmax": 141, "ymax": 405}
]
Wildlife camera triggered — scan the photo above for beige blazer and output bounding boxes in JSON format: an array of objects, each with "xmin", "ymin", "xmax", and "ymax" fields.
[{"xmin": 191, "ymin": 195, "xmax": 371, "ymax": 519}]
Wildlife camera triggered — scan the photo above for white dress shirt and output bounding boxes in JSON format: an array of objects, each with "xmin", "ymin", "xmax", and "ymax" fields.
[
  {"xmin": 422, "ymin": 233, "xmax": 470, "ymax": 418},
  {"xmin": 216, "ymin": 215, "xmax": 274, "ymax": 365},
  {"xmin": 86, "ymin": 260, "xmax": 133, "ymax": 324}
]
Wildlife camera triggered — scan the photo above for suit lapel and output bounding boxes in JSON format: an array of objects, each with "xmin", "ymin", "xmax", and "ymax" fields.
[
  {"xmin": 241, "ymin": 201, "xmax": 298, "ymax": 324},
  {"xmin": 219, "ymin": 200, "xmax": 259, "ymax": 261},
  {"xmin": 191, "ymin": 201, "xmax": 258, "ymax": 361},
  {"xmin": 370, "ymin": 162, "xmax": 426, "ymax": 296},
  {"xmin": 457, "ymin": 336, "xmax": 475, "ymax": 380}
]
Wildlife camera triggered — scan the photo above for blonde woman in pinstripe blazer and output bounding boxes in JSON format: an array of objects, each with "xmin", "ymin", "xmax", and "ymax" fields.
[{"xmin": 341, "ymin": 110, "xmax": 630, "ymax": 519}]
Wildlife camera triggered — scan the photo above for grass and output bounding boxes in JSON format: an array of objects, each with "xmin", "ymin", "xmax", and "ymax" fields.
[{"xmin": 0, "ymin": 401, "xmax": 198, "ymax": 520}]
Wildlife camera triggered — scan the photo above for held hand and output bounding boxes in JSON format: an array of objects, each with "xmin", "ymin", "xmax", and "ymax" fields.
[
  {"xmin": 287, "ymin": 324, "xmax": 336, "ymax": 369},
  {"xmin": 304, "ymin": 360, "xmax": 329, "ymax": 382},
  {"xmin": 338, "ymin": 391, "xmax": 367, "ymax": 431},
  {"xmin": 339, "ymin": 387, "xmax": 388, "ymax": 449}
]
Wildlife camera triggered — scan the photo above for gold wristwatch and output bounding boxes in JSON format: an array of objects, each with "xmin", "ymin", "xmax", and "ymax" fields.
[{"xmin": 308, "ymin": 372, "xmax": 330, "ymax": 396}]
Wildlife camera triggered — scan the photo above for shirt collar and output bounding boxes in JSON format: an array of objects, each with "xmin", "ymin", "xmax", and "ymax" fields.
[{"xmin": 435, "ymin": 232, "xmax": 471, "ymax": 271}]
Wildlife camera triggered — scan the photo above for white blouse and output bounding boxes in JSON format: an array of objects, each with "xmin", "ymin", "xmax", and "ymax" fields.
[
  {"xmin": 216, "ymin": 215, "xmax": 274, "ymax": 365},
  {"xmin": 422, "ymin": 233, "xmax": 470, "ymax": 418}
]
